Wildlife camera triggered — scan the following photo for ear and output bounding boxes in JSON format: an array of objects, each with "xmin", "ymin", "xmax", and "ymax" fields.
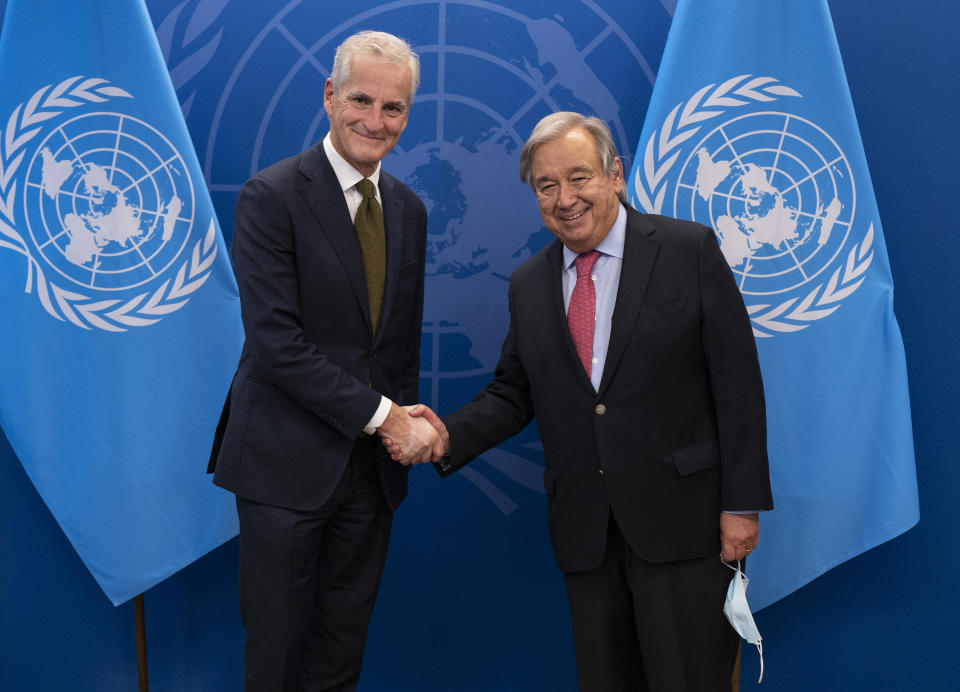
[
  {"xmin": 613, "ymin": 156, "xmax": 624, "ymax": 192},
  {"xmin": 323, "ymin": 78, "xmax": 335, "ymax": 115}
]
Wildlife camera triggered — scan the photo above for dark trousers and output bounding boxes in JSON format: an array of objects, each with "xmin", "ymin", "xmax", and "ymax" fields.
[
  {"xmin": 563, "ymin": 513, "xmax": 738, "ymax": 692},
  {"xmin": 236, "ymin": 438, "xmax": 393, "ymax": 692}
]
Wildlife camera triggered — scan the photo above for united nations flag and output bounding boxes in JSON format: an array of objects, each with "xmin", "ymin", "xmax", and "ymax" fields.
[
  {"xmin": 0, "ymin": 0, "xmax": 243, "ymax": 604},
  {"xmin": 628, "ymin": 0, "xmax": 919, "ymax": 609}
]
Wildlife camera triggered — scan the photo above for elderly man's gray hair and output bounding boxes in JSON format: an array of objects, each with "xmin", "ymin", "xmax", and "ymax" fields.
[
  {"xmin": 519, "ymin": 112, "xmax": 627, "ymax": 204},
  {"xmin": 330, "ymin": 31, "xmax": 421, "ymax": 103}
]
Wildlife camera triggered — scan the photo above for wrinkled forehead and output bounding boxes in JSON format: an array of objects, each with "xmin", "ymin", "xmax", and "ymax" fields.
[
  {"xmin": 531, "ymin": 130, "xmax": 604, "ymax": 177},
  {"xmin": 341, "ymin": 54, "xmax": 414, "ymax": 100}
]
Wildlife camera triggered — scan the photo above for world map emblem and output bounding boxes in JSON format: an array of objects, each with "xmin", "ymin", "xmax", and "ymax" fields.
[
  {"xmin": 0, "ymin": 76, "xmax": 218, "ymax": 332},
  {"xmin": 631, "ymin": 75, "xmax": 875, "ymax": 337},
  {"xmin": 202, "ymin": 0, "xmax": 659, "ymax": 513}
]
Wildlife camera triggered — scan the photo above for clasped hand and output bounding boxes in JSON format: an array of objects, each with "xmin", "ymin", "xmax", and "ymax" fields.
[{"xmin": 376, "ymin": 403, "xmax": 448, "ymax": 465}]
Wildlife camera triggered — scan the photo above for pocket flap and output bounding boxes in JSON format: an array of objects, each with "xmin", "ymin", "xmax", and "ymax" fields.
[
  {"xmin": 637, "ymin": 293, "xmax": 688, "ymax": 319},
  {"xmin": 671, "ymin": 438, "xmax": 720, "ymax": 476},
  {"xmin": 399, "ymin": 258, "xmax": 422, "ymax": 277}
]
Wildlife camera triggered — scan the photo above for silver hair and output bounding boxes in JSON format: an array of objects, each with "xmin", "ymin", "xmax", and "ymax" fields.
[
  {"xmin": 330, "ymin": 31, "xmax": 421, "ymax": 103},
  {"xmin": 519, "ymin": 112, "xmax": 627, "ymax": 204}
]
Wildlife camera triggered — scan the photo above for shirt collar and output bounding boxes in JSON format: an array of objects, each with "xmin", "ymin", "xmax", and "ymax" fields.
[
  {"xmin": 563, "ymin": 203, "xmax": 627, "ymax": 270},
  {"xmin": 323, "ymin": 133, "xmax": 381, "ymax": 193}
]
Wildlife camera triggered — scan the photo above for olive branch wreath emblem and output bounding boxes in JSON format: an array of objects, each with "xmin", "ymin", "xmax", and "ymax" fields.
[
  {"xmin": 631, "ymin": 75, "xmax": 874, "ymax": 338},
  {"xmin": 0, "ymin": 76, "xmax": 218, "ymax": 332}
]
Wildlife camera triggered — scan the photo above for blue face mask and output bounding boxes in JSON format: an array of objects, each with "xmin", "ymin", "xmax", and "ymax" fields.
[{"xmin": 722, "ymin": 560, "xmax": 764, "ymax": 683}]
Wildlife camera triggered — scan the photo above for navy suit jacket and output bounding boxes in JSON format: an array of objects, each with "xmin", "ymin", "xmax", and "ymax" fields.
[
  {"xmin": 209, "ymin": 142, "xmax": 427, "ymax": 512},
  {"xmin": 438, "ymin": 207, "xmax": 772, "ymax": 572}
]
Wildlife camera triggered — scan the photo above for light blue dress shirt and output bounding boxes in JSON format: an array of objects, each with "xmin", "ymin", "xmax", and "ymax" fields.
[
  {"xmin": 561, "ymin": 204, "xmax": 627, "ymax": 391},
  {"xmin": 563, "ymin": 205, "xmax": 760, "ymax": 516}
]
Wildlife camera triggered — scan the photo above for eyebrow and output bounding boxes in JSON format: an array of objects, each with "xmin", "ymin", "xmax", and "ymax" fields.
[
  {"xmin": 535, "ymin": 165, "xmax": 594, "ymax": 185},
  {"xmin": 346, "ymin": 90, "xmax": 407, "ymax": 107}
]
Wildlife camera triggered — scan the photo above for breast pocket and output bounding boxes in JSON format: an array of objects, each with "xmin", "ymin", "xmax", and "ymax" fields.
[
  {"xmin": 637, "ymin": 293, "xmax": 688, "ymax": 320},
  {"xmin": 398, "ymin": 258, "xmax": 421, "ymax": 279}
]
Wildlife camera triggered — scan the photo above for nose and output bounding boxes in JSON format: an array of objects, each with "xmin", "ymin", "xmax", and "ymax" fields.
[
  {"xmin": 556, "ymin": 181, "xmax": 577, "ymax": 208},
  {"xmin": 362, "ymin": 105, "xmax": 386, "ymax": 133}
]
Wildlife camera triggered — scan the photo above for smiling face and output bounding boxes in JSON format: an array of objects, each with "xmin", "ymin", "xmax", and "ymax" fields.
[
  {"xmin": 530, "ymin": 127, "xmax": 624, "ymax": 253},
  {"xmin": 324, "ymin": 54, "xmax": 412, "ymax": 177}
]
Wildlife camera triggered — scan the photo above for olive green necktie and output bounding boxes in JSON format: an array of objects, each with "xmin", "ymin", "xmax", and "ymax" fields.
[{"xmin": 354, "ymin": 178, "xmax": 386, "ymax": 331}]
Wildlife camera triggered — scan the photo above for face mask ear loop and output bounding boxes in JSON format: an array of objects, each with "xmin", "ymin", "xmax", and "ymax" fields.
[
  {"xmin": 721, "ymin": 558, "xmax": 741, "ymax": 573},
  {"xmin": 756, "ymin": 639, "xmax": 764, "ymax": 683}
]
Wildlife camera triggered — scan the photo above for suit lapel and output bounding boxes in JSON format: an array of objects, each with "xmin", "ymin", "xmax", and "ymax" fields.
[
  {"xmin": 298, "ymin": 144, "xmax": 372, "ymax": 332},
  {"xmin": 543, "ymin": 241, "xmax": 597, "ymax": 395},
  {"xmin": 376, "ymin": 173, "xmax": 404, "ymax": 345},
  {"xmin": 597, "ymin": 210, "xmax": 659, "ymax": 397}
]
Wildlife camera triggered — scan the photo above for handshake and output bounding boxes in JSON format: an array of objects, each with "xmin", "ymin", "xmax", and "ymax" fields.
[{"xmin": 376, "ymin": 403, "xmax": 449, "ymax": 465}]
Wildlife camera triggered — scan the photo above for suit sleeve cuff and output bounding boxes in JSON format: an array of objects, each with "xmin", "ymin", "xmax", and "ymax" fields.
[{"xmin": 363, "ymin": 396, "xmax": 393, "ymax": 435}]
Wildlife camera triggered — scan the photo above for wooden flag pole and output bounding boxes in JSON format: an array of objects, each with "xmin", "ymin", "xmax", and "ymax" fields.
[
  {"xmin": 134, "ymin": 594, "xmax": 149, "ymax": 691},
  {"xmin": 731, "ymin": 641, "xmax": 741, "ymax": 691}
]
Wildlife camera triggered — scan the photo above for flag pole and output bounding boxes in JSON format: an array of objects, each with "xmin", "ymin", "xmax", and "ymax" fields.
[
  {"xmin": 134, "ymin": 594, "xmax": 149, "ymax": 691},
  {"xmin": 731, "ymin": 642, "xmax": 741, "ymax": 691}
]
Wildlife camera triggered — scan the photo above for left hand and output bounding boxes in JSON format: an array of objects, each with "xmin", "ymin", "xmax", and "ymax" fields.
[{"xmin": 720, "ymin": 512, "xmax": 759, "ymax": 562}]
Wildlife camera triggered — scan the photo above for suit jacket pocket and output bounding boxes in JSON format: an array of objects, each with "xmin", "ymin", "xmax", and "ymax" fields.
[
  {"xmin": 670, "ymin": 437, "xmax": 720, "ymax": 476},
  {"xmin": 399, "ymin": 258, "xmax": 421, "ymax": 278},
  {"xmin": 637, "ymin": 293, "xmax": 688, "ymax": 319},
  {"xmin": 245, "ymin": 373, "xmax": 276, "ymax": 388}
]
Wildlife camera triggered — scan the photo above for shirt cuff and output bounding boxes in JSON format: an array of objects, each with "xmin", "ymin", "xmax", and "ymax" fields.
[{"xmin": 363, "ymin": 396, "xmax": 392, "ymax": 435}]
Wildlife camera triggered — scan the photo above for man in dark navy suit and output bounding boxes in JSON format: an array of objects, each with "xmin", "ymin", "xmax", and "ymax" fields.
[
  {"xmin": 392, "ymin": 112, "xmax": 773, "ymax": 691},
  {"xmin": 208, "ymin": 30, "xmax": 437, "ymax": 692}
]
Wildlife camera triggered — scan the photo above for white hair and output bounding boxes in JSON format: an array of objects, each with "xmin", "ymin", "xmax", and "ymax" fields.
[{"xmin": 330, "ymin": 30, "xmax": 420, "ymax": 103}]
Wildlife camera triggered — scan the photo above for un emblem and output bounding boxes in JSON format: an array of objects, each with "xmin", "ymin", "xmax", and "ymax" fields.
[
  {"xmin": 0, "ymin": 76, "xmax": 218, "ymax": 332},
  {"xmin": 204, "ymin": 1, "xmax": 657, "ymax": 513},
  {"xmin": 631, "ymin": 75, "xmax": 875, "ymax": 337}
]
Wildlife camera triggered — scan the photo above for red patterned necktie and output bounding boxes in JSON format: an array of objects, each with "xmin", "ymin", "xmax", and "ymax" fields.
[{"xmin": 568, "ymin": 250, "xmax": 600, "ymax": 378}]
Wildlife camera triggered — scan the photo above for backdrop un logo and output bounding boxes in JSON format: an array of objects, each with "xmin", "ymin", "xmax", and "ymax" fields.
[
  {"xmin": 632, "ymin": 75, "xmax": 875, "ymax": 338},
  {"xmin": 203, "ymin": 0, "xmax": 656, "ymax": 512},
  {"xmin": 0, "ymin": 77, "xmax": 219, "ymax": 332}
]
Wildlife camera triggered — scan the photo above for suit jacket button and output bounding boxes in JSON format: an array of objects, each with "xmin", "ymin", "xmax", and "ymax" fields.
[
  {"xmin": 594, "ymin": 404, "xmax": 606, "ymax": 415},
  {"xmin": 598, "ymin": 468, "xmax": 605, "ymax": 475}
]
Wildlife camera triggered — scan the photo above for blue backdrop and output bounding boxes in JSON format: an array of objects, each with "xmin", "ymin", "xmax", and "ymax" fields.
[{"xmin": 1, "ymin": 1, "xmax": 957, "ymax": 689}]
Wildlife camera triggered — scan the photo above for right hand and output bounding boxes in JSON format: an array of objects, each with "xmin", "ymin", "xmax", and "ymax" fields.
[
  {"xmin": 376, "ymin": 403, "xmax": 439, "ymax": 465},
  {"xmin": 407, "ymin": 404, "xmax": 449, "ymax": 460},
  {"xmin": 378, "ymin": 404, "xmax": 449, "ymax": 463}
]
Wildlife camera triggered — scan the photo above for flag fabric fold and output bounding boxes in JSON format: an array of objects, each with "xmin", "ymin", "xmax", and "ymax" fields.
[
  {"xmin": 0, "ymin": 0, "xmax": 242, "ymax": 605},
  {"xmin": 627, "ymin": 0, "xmax": 918, "ymax": 609}
]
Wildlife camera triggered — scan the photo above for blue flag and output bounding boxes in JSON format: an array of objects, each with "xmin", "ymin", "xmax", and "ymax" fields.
[
  {"xmin": 628, "ymin": 0, "xmax": 918, "ymax": 609},
  {"xmin": 0, "ymin": 0, "xmax": 242, "ymax": 605}
]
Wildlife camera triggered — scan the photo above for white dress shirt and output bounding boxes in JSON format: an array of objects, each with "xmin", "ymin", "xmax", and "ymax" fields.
[{"xmin": 321, "ymin": 134, "xmax": 392, "ymax": 433}]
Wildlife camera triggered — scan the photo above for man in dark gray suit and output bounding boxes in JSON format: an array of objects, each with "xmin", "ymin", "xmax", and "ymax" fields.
[
  {"xmin": 390, "ymin": 112, "xmax": 773, "ymax": 691},
  {"xmin": 208, "ymin": 31, "xmax": 437, "ymax": 692}
]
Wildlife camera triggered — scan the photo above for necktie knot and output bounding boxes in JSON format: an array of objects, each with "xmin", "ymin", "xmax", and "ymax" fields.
[
  {"xmin": 356, "ymin": 178, "xmax": 376, "ymax": 200},
  {"xmin": 575, "ymin": 250, "xmax": 600, "ymax": 278}
]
